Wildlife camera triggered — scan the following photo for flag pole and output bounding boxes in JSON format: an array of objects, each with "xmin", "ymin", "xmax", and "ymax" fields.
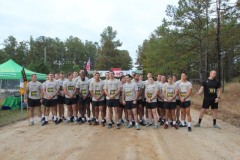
[{"xmin": 21, "ymin": 66, "xmax": 29, "ymax": 126}]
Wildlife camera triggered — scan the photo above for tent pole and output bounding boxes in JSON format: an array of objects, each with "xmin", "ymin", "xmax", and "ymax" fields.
[{"xmin": 21, "ymin": 94, "xmax": 23, "ymax": 112}]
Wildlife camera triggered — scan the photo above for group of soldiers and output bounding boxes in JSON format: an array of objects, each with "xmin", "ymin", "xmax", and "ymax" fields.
[{"xmin": 25, "ymin": 69, "xmax": 222, "ymax": 132}]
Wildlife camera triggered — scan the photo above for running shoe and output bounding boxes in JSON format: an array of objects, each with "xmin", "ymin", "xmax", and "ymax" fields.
[
  {"xmin": 101, "ymin": 120, "xmax": 105, "ymax": 127},
  {"xmin": 178, "ymin": 124, "xmax": 186, "ymax": 127},
  {"xmin": 140, "ymin": 120, "xmax": 145, "ymax": 126},
  {"xmin": 62, "ymin": 116, "xmax": 66, "ymax": 120},
  {"xmin": 41, "ymin": 121, "xmax": 48, "ymax": 126},
  {"xmin": 58, "ymin": 119, "xmax": 63, "ymax": 124},
  {"xmin": 111, "ymin": 119, "xmax": 115, "ymax": 125},
  {"xmin": 158, "ymin": 118, "xmax": 161, "ymax": 122},
  {"xmin": 107, "ymin": 123, "xmax": 112, "ymax": 129},
  {"xmin": 153, "ymin": 125, "xmax": 159, "ymax": 130},
  {"xmin": 121, "ymin": 119, "xmax": 124, "ymax": 124},
  {"xmin": 146, "ymin": 123, "xmax": 152, "ymax": 127},
  {"xmin": 54, "ymin": 119, "xmax": 58, "ymax": 125},
  {"xmin": 29, "ymin": 121, "xmax": 34, "ymax": 126},
  {"xmin": 74, "ymin": 119, "xmax": 78, "ymax": 125},
  {"xmin": 91, "ymin": 118, "xmax": 96, "ymax": 122},
  {"xmin": 176, "ymin": 120, "xmax": 181, "ymax": 126},
  {"xmin": 88, "ymin": 120, "xmax": 92, "ymax": 125},
  {"xmin": 188, "ymin": 127, "xmax": 192, "ymax": 132},
  {"xmin": 160, "ymin": 121, "xmax": 164, "ymax": 126},
  {"xmin": 65, "ymin": 119, "xmax": 71, "ymax": 124},
  {"xmin": 132, "ymin": 121, "xmax": 135, "ymax": 126},
  {"xmin": 41, "ymin": 117, "xmax": 45, "ymax": 121},
  {"xmin": 173, "ymin": 124, "xmax": 179, "ymax": 130},
  {"xmin": 213, "ymin": 124, "xmax": 221, "ymax": 129},
  {"xmin": 164, "ymin": 124, "xmax": 168, "ymax": 129},
  {"xmin": 135, "ymin": 124, "xmax": 140, "ymax": 130},
  {"xmin": 194, "ymin": 123, "xmax": 201, "ymax": 127},
  {"xmin": 127, "ymin": 124, "xmax": 133, "ymax": 128},
  {"xmin": 116, "ymin": 123, "xmax": 121, "ymax": 129},
  {"xmin": 70, "ymin": 116, "xmax": 74, "ymax": 122},
  {"xmin": 94, "ymin": 121, "xmax": 99, "ymax": 125}
]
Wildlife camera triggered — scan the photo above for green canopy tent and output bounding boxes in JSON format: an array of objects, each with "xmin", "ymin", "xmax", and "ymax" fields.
[
  {"xmin": 0, "ymin": 59, "xmax": 46, "ymax": 80},
  {"xmin": 0, "ymin": 59, "xmax": 46, "ymax": 110}
]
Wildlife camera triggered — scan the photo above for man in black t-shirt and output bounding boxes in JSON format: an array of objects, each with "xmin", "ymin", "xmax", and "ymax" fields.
[{"xmin": 194, "ymin": 70, "xmax": 222, "ymax": 128}]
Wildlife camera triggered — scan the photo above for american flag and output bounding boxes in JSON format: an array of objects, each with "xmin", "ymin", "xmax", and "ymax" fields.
[{"xmin": 85, "ymin": 57, "xmax": 90, "ymax": 72}]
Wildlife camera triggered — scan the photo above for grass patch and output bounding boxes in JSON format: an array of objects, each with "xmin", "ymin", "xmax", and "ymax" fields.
[
  {"xmin": 0, "ymin": 108, "xmax": 28, "ymax": 127},
  {"xmin": 0, "ymin": 97, "xmax": 28, "ymax": 127}
]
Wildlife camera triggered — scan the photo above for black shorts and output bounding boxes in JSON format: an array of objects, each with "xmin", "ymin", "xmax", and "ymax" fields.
[
  {"xmin": 45, "ymin": 99, "xmax": 58, "ymax": 107},
  {"xmin": 176, "ymin": 100, "xmax": 181, "ymax": 106},
  {"xmin": 202, "ymin": 98, "xmax": 218, "ymax": 109},
  {"xmin": 79, "ymin": 97, "xmax": 90, "ymax": 105},
  {"xmin": 76, "ymin": 94, "xmax": 80, "ymax": 101},
  {"xmin": 58, "ymin": 95, "xmax": 65, "ymax": 104},
  {"xmin": 142, "ymin": 98, "xmax": 146, "ymax": 107},
  {"xmin": 28, "ymin": 98, "xmax": 41, "ymax": 107},
  {"xmin": 146, "ymin": 102, "xmax": 157, "ymax": 109},
  {"xmin": 137, "ymin": 99, "xmax": 143, "ymax": 106},
  {"xmin": 42, "ymin": 98, "xmax": 47, "ymax": 106},
  {"xmin": 125, "ymin": 101, "xmax": 137, "ymax": 110},
  {"xmin": 119, "ymin": 102, "xmax": 125, "ymax": 108},
  {"xmin": 164, "ymin": 102, "xmax": 176, "ymax": 110},
  {"xmin": 106, "ymin": 99, "xmax": 119, "ymax": 107},
  {"xmin": 65, "ymin": 98, "xmax": 77, "ymax": 105},
  {"xmin": 157, "ymin": 101, "xmax": 164, "ymax": 108},
  {"xmin": 179, "ymin": 101, "xmax": 191, "ymax": 108},
  {"xmin": 92, "ymin": 100, "xmax": 105, "ymax": 107}
]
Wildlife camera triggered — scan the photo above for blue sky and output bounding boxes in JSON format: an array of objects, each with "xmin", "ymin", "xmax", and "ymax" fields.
[{"xmin": 0, "ymin": 0, "xmax": 180, "ymax": 66}]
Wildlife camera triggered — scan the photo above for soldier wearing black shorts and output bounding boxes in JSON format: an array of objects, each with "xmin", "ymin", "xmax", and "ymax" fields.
[
  {"xmin": 25, "ymin": 74, "xmax": 43, "ymax": 126},
  {"xmin": 57, "ymin": 72, "xmax": 66, "ymax": 123},
  {"xmin": 42, "ymin": 73, "xmax": 60, "ymax": 126},
  {"xmin": 195, "ymin": 70, "xmax": 222, "ymax": 128}
]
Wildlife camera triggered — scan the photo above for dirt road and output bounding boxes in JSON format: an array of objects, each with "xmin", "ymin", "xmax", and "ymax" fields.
[{"xmin": 0, "ymin": 109, "xmax": 240, "ymax": 160}]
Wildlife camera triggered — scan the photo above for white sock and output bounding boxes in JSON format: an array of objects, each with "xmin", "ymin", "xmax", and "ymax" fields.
[
  {"xmin": 67, "ymin": 117, "xmax": 71, "ymax": 120},
  {"xmin": 82, "ymin": 117, "xmax": 85, "ymax": 121},
  {"xmin": 74, "ymin": 117, "xmax": 77, "ymax": 120},
  {"xmin": 45, "ymin": 116, "xmax": 48, "ymax": 121},
  {"xmin": 188, "ymin": 122, "xmax": 191, "ymax": 127},
  {"xmin": 182, "ymin": 121, "xmax": 185, "ymax": 126},
  {"xmin": 130, "ymin": 122, "xmax": 132, "ymax": 125},
  {"xmin": 96, "ymin": 119, "xmax": 98, "ymax": 122},
  {"xmin": 87, "ymin": 118, "xmax": 90, "ymax": 121},
  {"xmin": 173, "ymin": 121, "xmax": 176, "ymax": 125},
  {"xmin": 54, "ymin": 116, "xmax": 57, "ymax": 121},
  {"xmin": 30, "ymin": 118, "xmax": 34, "ymax": 122},
  {"xmin": 165, "ymin": 121, "xmax": 169, "ymax": 125}
]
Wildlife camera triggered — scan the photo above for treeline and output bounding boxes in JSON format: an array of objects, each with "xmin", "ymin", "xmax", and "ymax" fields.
[
  {"xmin": 0, "ymin": 26, "xmax": 132, "ymax": 74},
  {"xmin": 136, "ymin": 0, "xmax": 240, "ymax": 82}
]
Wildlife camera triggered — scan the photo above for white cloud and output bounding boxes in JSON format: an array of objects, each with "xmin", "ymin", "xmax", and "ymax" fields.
[{"xmin": 0, "ymin": 0, "xmax": 179, "ymax": 64}]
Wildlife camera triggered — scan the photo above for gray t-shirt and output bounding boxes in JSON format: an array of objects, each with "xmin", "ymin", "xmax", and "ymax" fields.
[
  {"xmin": 122, "ymin": 82, "xmax": 138, "ymax": 101},
  {"xmin": 26, "ymin": 81, "xmax": 42, "ymax": 100},
  {"xmin": 104, "ymin": 79, "xmax": 122, "ymax": 100},
  {"xmin": 58, "ymin": 78, "xmax": 66, "ymax": 96},
  {"xmin": 163, "ymin": 83, "xmax": 178, "ymax": 102},
  {"xmin": 174, "ymin": 80, "xmax": 181, "ymax": 100},
  {"xmin": 75, "ymin": 79, "xmax": 90, "ymax": 97},
  {"xmin": 131, "ymin": 79, "xmax": 144, "ymax": 100},
  {"xmin": 145, "ymin": 83, "xmax": 158, "ymax": 102},
  {"xmin": 89, "ymin": 80, "xmax": 105, "ymax": 101},
  {"xmin": 156, "ymin": 81, "xmax": 165, "ymax": 102},
  {"xmin": 63, "ymin": 79, "xmax": 76, "ymax": 98},
  {"xmin": 43, "ymin": 80, "xmax": 60, "ymax": 99},
  {"xmin": 178, "ymin": 81, "xmax": 192, "ymax": 101}
]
